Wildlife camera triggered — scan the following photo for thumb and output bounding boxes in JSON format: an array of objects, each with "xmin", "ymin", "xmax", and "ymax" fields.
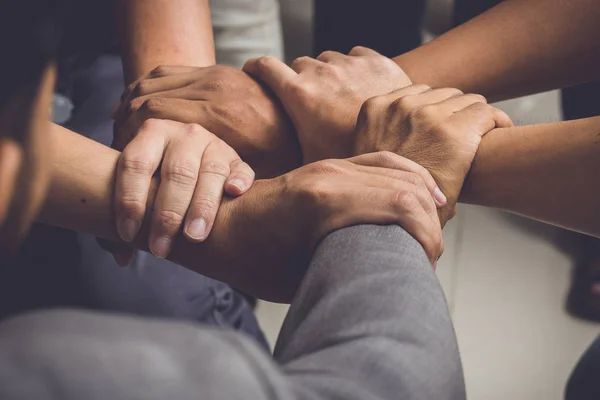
[{"xmin": 243, "ymin": 56, "xmax": 297, "ymax": 102}]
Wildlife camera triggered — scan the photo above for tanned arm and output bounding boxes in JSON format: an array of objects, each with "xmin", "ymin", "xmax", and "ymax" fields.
[
  {"xmin": 394, "ymin": 0, "xmax": 600, "ymax": 101},
  {"xmin": 462, "ymin": 117, "xmax": 600, "ymax": 236},
  {"xmin": 114, "ymin": 0, "xmax": 215, "ymax": 84}
]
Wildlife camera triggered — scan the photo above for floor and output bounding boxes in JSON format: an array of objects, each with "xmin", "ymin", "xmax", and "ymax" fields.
[{"xmin": 255, "ymin": 1, "xmax": 600, "ymax": 399}]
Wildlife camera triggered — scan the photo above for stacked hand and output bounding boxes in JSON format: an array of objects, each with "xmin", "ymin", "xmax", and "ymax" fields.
[
  {"xmin": 112, "ymin": 118, "xmax": 254, "ymax": 262},
  {"xmin": 354, "ymin": 85, "xmax": 513, "ymax": 224},
  {"xmin": 108, "ymin": 65, "xmax": 303, "ymax": 263},
  {"xmin": 113, "ymin": 65, "xmax": 301, "ymax": 178},
  {"xmin": 106, "ymin": 48, "xmax": 512, "ymax": 279},
  {"xmin": 243, "ymin": 47, "xmax": 411, "ymax": 162},
  {"xmin": 221, "ymin": 152, "xmax": 443, "ymax": 302}
]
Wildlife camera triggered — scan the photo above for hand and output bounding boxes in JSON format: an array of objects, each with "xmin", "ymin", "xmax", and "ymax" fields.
[
  {"xmin": 113, "ymin": 65, "xmax": 301, "ymax": 178},
  {"xmin": 226, "ymin": 151, "xmax": 444, "ymax": 302},
  {"xmin": 243, "ymin": 47, "xmax": 411, "ymax": 163},
  {"xmin": 353, "ymin": 84, "xmax": 513, "ymax": 224},
  {"xmin": 113, "ymin": 118, "xmax": 254, "ymax": 262}
]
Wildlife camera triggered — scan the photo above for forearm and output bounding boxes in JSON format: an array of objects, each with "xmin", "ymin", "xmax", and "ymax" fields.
[
  {"xmin": 394, "ymin": 0, "xmax": 600, "ymax": 101},
  {"xmin": 38, "ymin": 124, "xmax": 298, "ymax": 300},
  {"xmin": 462, "ymin": 117, "xmax": 600, "ymax": 236},
  {"xmin": 114, "ymin": 0, "xmax": 215, "ymax": 83}
]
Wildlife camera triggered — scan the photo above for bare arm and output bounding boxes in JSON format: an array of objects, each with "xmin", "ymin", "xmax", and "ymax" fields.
[
  {"xmin": 114, "ymin": 0, "xmax": 215, "ymax": 83},
  {"xmin": 394, "ymin": 0, "xmax": 600, "ymax": 101},
  {"xmin": 462, "ymin": 117, "xmax": 600, "ymax": 236},
  {"xmin": 38, "ymin": 124, "xmax": 299, "ymax": 301}
]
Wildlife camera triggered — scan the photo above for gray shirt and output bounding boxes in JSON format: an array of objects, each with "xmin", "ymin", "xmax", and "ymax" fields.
[{"xmin": 0, "ymin": 225, "xmax": 465, "ymax": 400}]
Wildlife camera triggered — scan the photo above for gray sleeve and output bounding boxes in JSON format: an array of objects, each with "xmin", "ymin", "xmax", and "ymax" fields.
[{"xmin": 0, "ymin": 226, "xmax": 464, "ymax": 400}]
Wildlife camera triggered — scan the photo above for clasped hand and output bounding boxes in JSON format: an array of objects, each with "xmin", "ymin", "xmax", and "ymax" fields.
[{"xmin": 109, "ymin": 48, "xmax": 512, "ymax": 273}]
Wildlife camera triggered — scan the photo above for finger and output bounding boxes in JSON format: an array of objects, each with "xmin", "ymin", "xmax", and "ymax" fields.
[
  {"xmin": 289, "ymin": 56, "xmax": 323, "ymax": 73},
  {"xmin": 394, "ymin": 200, "xmax": 443, "ymax": 264},
  {"xmin": 243, "ymin": 56, "xmax": 297, "ymax": 98},
  {"xmin": 380, "ymin": 176, "xmax": 442, "ymax": 263},
  {"xmin": 348, "ymin": 46, "xmax": 383, "ymax": 57},
  {"xmin": 345, "ymin": 177, "xmax": 443, "ymax": 263},
  {"xmin": 150, "ymin": 131, "xmax": 205, "ymax": 255},
  {"xmin": 427, "ymin": 92, "xmax": 488, "ymax": 116},
  {"xmin": 373, "ymin": 84, "xmax": 432, "ymax": 104},
  {"xmin": 115, "ymin": 86, "xmax": 200, "ymax": 132},
  {"xmin": 316, "ymin": 50, "xmax": 346, "ymax": 63},
  {"xmin": 183, "ymin": 139, "xmax": 230, "ymax": 243},
  {"xmin": 348, "ymin": 152, "xmax": 447, "ymax": 207},
  {"xmin": 114, "ymin": 97, "xmax": 204, "ymax": 150},
  {"xmin": 492, "ymin": 107, "xmax": 514, "ymax": 128},
  {"xmin": 396, "ymin": 87, "xmax": 467, "ymax": 111},
  {"xmin": 148, "ymin": 65, "xmax": 199, "ymax": 78},
  {"xmin": 448, "ymin": 102, "xmax": 509, "ymax": 141},
  {"xmin": 0, "ymin": 139, "xmax": 22, "ymax": 226},
  {"xmin": 119, "ymin": 73, "xmax": 200, "ymax": 116},
  {"xmin": 115, "ymin": 125, "xmax": 166, "ymax": 244},
  {"xmin": 224, "ymin": 158, "xmax": 255, "ymax": 196}
]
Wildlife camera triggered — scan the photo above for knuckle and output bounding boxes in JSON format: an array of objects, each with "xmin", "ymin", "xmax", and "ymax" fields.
[
  {"xmin": 444, "ymin": 87, "xmax": 464, "ymax": 97},
  {"xmin": 183, "ymin": 122, "xmax": 205, "ymax": 136},
  {"xmin": 393, "ymin": 190, "xmax": 418, "ymax": 210},
  {"xmin": 316, "ymin": 50, "xmax": 336, "ymax": 60},
  {"xmin": 467, "ymin": 93, "xmax": 487, "ymax": 104},
  {"xmin": 191, "ymin": 195, "xmax": 219, "ymax": 216},
  {"xmin": 411, "ymin": 104, "xmax": 437, "ymax": 121},
  {"xmin": 291, "ymin": 56, "xmax": 311, "ymax": 68},
  {"xmin": 139, "ymin": 118, "xmax": 166, "ymax": 132},
  {"xmin": 133, "ymin": 80, "xmax": 152, "ymax": 97},
  {"xmin": 126, "ymin": 98, "xmax": 144, "ymax": 114},
  {"xmin": 376, "ymin": 150, "xmax": 402, "ymax": 166},
  {"xmin": 413, "ymin": 84, "xmax": 431, "ymax": 92},
  {"xmin": 362, "ymin": 95, "xmax": 388, "ymax": 116},
  {"xmin": 312, "ymin": 159, "xmax": 346, "ymax": 175},
  {"xmin": 155, "ymin": 209, "xmax": 185, "ymax": 231},
  {"xmin": 407, "ymin": 171, "xmax": 425, "ymax": 188},
  {"xmin": 117, "ymin": 197, "xmax": 146, "ymax": 220},
  {"xmin": 163, "ymin": 162, "xmax": 199, "ymax": 186},
  {"xmin": 150, "ymin": 65, "xmax": 170, "ymax": 77},
  {"xmin": 389, "ymin": 95, "xmax": 413, "ymax": 113},
  {"xmin": 199, "ymin": 161, "xmax": 230, "ymax": 177},
  {"xmin": 120, "ymin": 154, "xmax": 154, "ymax": 176},
  {"xmin": 141, "ymin": 98, "xmax": 166, "ymax": 114},
  {"xmin": 255, "ymin": 55, "xmax": 278, "ymax": 70}
]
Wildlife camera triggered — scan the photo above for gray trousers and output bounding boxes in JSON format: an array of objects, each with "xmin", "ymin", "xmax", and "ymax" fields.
[{"xmin": 0, "ymin": 226, "xmax": 465, "ymax": 400}]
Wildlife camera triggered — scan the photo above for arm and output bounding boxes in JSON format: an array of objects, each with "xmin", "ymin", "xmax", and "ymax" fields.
[
  {"xmin": 462, "ymin": 117, "xmax": 600, "ymax": 236},
  {"xmin": 0, "ymin": 226, "xmax": 463, "ymax": 400},
  {"xmin": 38, "ymin": 123, "xmax": 295, "ymax": 301},
  {"xmin": 39, "ymin": 124, "xmax": 444, "ymax": 302},
  {"xmin": 114, "ymin": 0, "xmax": 215, "ymax": 83},
  {"xmin": 394, "ymin": 0, "xmax": 600, "ymax": 101}
]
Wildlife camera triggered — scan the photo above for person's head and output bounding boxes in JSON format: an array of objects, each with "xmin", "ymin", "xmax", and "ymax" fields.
[{"xmin": 0, "ymin": 1, "xmax": 61, "ymax": 257}]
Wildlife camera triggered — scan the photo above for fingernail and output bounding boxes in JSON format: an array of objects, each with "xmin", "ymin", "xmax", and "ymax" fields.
[
  {"xmin": 151, "ymin": 236, "xmax": 172, "ymax": 259},
  {"xmin": 433, "ymin": 187, "xmax": 447, "ymax": 207},
  {"xmin": 185, "ymin": 218, "xmax": 207, "ymax": 241},
  {"xmin": 118, "ymin": 218, "xmax": 138, "ymax": 242},
  {"xmin": 228, "ymin": 178, "xmax": 246, "ymax": 192}
]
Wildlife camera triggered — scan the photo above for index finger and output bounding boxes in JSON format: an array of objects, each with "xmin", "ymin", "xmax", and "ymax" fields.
[
  {"xmin": 348, "ymin": 152, "xmax": 447, "ymax": 207},
  {"xmin": 242, "ymin": 56, "xmax": 297, "ymax": 100}
]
